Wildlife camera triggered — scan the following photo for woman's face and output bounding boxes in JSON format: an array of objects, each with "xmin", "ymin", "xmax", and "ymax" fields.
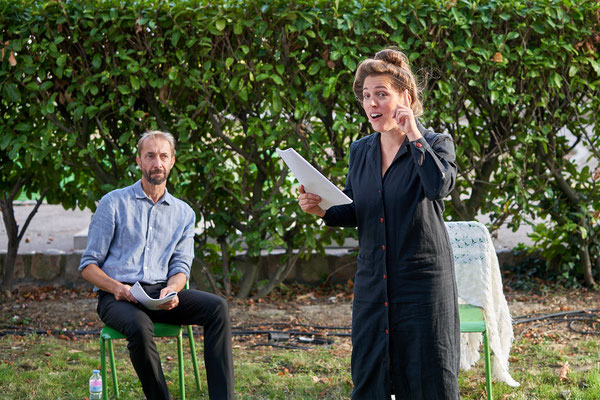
[{"xmin": 362, "ymin": 75, "xmax": 408, "ymax": 134}]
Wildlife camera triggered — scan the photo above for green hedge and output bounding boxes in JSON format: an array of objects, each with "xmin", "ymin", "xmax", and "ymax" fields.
[{"xmin": 1, "ymin": 0, "xmax": 599, "ymax": 293}]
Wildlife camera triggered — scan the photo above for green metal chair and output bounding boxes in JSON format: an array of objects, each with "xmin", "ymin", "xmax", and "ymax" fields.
[
  {"xmin": 459, "ymin": 303, "xmax": 492, "ymax": 400},
  {"xmin": 99, "ymin": 283, "xmax": 201, "ymax": 400}
]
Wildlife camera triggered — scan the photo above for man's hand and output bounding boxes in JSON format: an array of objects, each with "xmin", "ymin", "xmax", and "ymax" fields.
[
  {"xmin": 81, "ymin": 264, "xmax": 138, "ymax": 303},
  {"xmin": 114, "ymin": 283, "xmax": 137, "ymax": 303},
  {"xmin": 157, "ymin": 286, "xmax": 179, "ymax": 310}
]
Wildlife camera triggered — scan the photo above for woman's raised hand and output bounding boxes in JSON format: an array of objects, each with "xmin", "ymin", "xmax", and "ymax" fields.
[
  {"xmin": 298, "ymin": 184, "xmax": 326, "ymax": 217},
  {"xmin": 393, "ymin": 90, "xmax": 421, "ymax": 141}
]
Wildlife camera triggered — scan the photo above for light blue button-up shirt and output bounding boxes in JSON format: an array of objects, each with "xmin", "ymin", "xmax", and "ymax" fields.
[{"xmin": 79, "ymin": 180, "xmax": 195, "ymax": 289}]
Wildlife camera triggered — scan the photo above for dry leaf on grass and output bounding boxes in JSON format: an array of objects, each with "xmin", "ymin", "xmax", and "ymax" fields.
[{"xmin": 558, "ymin": 361, "xmax": 570, "ymax": 381}]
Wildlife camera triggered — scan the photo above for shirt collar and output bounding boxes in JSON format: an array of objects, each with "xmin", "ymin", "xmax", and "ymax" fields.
[{"xmin": 133, "ymin": 180, "xmax": 172, "ymax": 205}]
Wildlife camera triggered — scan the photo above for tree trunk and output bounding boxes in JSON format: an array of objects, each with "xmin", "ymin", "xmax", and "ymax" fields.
[
  {"xmin": 218, "ymin": 237, "xmax": 232, "ymax": 297},
  {"xmin": 236, "ymin": 256, "xmax": 259, "ymax": 299},
  {"xmin": 0, "ymin": 188, "xmax": 47, "ymax": 294},
  {"xmin": 200, "ymin": 263, "xmax": 222, "ymax": 297},
  {"xmin": 579, "ymin": 246, "xmax": 595, "ymax": 287},
  {"xmin": 254, "ymin": 245, "xmax": 306, "ymax": 299},
  {"xmin": 0, "ymin": 198, "xmax": 19, "ymax": 293},
  {"xmin": 1, "ymin": 237, "xmax": 18, "ymax": 297}
]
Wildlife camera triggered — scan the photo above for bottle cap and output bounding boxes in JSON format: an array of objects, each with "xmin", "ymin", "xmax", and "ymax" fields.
[{"xmin": 93, "ymin": 369, "xmax": 99, "ymax": 373}]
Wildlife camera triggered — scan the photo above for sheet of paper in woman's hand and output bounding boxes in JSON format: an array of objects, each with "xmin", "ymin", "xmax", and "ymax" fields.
[
  {"xmin": 276, "ymin": 148, "xmax": 352, "ymax": 210},
  {"xmin": 130, "ymin": 282, "xmax": 177, "ymax": 310}
]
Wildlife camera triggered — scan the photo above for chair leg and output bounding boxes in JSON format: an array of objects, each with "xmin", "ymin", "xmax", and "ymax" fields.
[
  {"xmin": 108, "ymin": 339, "xmax": 119, "ymax": 398},
  {"xmin": 483, "ymin": 330, "xmax": 493, "ymax": 400},
  {"xmin": 178, "ymin": 330, "xmax": 186, "ymax": 400},
  {"xmin": 187, "ymin": 325, "xmax": 201, "ymax": 391},
  {"xmin": 100, "ymin": 337, "xmax": 108, "ymax": 400},
  {"xmin": 177, "ymin": 330, "xmax": 185, "ymax": 400}
]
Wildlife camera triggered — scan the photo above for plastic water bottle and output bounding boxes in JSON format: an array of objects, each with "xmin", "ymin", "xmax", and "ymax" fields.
[{"xmin": 89, "ymin": 369, "xmax": 102, "ymax": 400}]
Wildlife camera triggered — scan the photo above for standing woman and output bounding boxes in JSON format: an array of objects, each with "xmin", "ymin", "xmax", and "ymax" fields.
[{"xmin": 298, "ymin": 48, "xmax": 460, "ymax": 399}]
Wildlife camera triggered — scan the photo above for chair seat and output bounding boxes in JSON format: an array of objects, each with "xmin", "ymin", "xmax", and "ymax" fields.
[
  {"xmin": 101, "ymin": 323, "xmax": 182, "ymax": 340},
  {"xmin": 459, "ymin": 304, "xmax": 486, "ymax": 332}
]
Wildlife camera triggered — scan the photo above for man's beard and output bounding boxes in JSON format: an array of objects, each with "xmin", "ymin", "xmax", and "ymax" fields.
[{"xmin": 143, "ymin": 169, "xmax": 169, "ymax": 185}]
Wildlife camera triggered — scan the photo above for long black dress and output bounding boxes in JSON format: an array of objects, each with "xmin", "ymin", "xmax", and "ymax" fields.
[{"xmin": 323, "ymin": 122, "xmax": 460, "ymax": 399}]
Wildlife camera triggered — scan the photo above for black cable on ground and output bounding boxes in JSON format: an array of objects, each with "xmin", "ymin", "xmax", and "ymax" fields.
[
  {"xmin": 568, "ymin": 319, "xmax": 598, "ymax": 335},
  {"xmin": 513, "ymin": 309, "xmax": 599, "ymax": 339},
  {"xmin": 0, "ymin": 325, "xmax": 350, "ymax": 349},
  {"xmin": 233, "ymin": 322, "xmax": 351, "ymax": 331},
  {"xmin": 250, "ymin": 343, "xmax": 309, "ymax": 350},
  {"xmin": 512, "ymin": 308, "xmax": 600, "ymax": 324},
  {"xmin": 4, "ymin": 309, "xmax": 594, "ymax": 340},
  {"xmin": 0, "ymin": 328, "xmax": 100, "ymax": 337}
]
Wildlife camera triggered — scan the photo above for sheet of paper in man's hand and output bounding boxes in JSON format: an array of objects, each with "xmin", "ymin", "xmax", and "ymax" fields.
[
  {"xmin": 276, "ymin": 148, "xmax": 352, "ymax": 210},
  {"xmin": 130, "ymin": 282, "xmax": 177, "ymax": 310}
]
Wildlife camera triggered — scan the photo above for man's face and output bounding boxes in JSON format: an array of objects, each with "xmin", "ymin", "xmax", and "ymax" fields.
[{"xmin": 136, "ymin": 136, "xmax": 175, "ymax": 186}]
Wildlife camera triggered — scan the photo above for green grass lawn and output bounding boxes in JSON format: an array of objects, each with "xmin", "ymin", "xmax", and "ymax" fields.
[{"xmin": 1, "ymin": 332, "xmax": 599, "ymax": 399}]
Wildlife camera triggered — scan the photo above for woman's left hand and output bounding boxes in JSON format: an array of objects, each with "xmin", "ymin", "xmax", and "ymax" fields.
[{"xmin": 393, "ymin": 90, "xmax": 422, "ymax": 141}]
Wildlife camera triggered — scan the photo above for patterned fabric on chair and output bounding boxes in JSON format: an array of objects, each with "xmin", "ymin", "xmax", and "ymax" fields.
[{"xmin": 445, "ymin": 221, "xmax": 520, "ymax": 387}]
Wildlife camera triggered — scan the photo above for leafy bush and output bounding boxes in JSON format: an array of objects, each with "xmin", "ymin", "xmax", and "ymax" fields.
[{"xmin": 1, "ymin": 0, "xmax": 599, "ymax": 293}]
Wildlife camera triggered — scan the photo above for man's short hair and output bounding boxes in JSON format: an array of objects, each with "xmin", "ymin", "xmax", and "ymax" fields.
[{"xmin": 137, "ymin": 130, "xmax": 176, "ymax": 156}]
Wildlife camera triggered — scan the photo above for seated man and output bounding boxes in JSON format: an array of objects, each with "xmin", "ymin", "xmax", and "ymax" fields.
[{"xmin": 79, "ymin": 130, "xmax": 234, "ymax": 400}]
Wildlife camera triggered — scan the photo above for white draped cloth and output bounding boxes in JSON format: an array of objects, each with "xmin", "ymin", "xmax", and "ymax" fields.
[{"xmin": 445, "ymin": 221, "xmax": 520, "ymax": 387}]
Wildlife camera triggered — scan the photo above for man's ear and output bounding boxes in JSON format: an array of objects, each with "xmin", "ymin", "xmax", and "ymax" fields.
[{"xmin": 136, "ymin": 156, "xmax": 141, "ymax": 169}]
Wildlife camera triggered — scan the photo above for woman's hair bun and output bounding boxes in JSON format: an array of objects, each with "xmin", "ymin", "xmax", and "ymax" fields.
[{"xmin": 374, "ymin": 48, "xmax": 409, "ymax": 70}]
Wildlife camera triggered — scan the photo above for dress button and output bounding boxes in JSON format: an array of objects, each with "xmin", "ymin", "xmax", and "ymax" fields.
[
  {"xmin": 381, "ymin": 245, "xmax": 386, "ymax": 251},
  {"xmin": 380, "ymin": 217, "xmax": 384, "ymax": 223},
  {"xmin": 385, "ymin": 329, "xmax": 389, "ymax": 335},
  {"xmin": 384, "ymin": 302, "xmax": 388, "ymax": 307},
  {"xmin": 383, "ymin": 274, "xmax": 387, "ymax": 279},
  {"xmin": 416, "ymin": 142, "xmax": 422, "ymax": 148}
]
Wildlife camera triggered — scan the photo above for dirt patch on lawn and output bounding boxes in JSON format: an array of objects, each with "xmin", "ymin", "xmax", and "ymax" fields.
[
  {"xmin": 0, "ymin": 282, "xmax": 598, "ymax": 342},
  {"xmin": 0, "ymin": 285, "xmax": 354, "ymax": 333}
]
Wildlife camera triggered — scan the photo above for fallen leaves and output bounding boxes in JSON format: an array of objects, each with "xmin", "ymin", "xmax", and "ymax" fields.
[
  {"xmin": 56, "ymin": 333, "xmax": 77, "ymax": 341},
  {"xmin": 312, "ymin": 375, "xmax": 331, "ymax": 384},
  {"xmin": 296, "ymin": 292, "xmax": 316, "ymax": 302},
  {"xmin": 558, "ymin": 361, "xmax": 570, "ymax": 381}
]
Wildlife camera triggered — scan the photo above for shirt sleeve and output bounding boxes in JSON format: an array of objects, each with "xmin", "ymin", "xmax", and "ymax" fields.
[
  {"xmin": 78, "ymin": 195, "xmax": 116, "ymax": 271},
  {"xmin": 167, "ymin": 207, "xmax": 196, "ymax": 279},
  {"xmin": 409, "ymin": 133, "xmax": 457, "ymax": 201}
]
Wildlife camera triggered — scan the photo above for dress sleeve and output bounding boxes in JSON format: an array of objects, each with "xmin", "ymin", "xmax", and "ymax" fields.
[
  {"xmin": 409, "ymin": 133, "xmax": 457, "ymax": 200},
  {"xmin": 322, "ymin": 143, "xmax": 358, "ymax": 228}
]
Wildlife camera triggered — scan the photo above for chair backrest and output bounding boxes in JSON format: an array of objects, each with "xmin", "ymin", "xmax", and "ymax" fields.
[{"xmin": 445, "ymin": 221, "xmax": 493, "ymax": 308}]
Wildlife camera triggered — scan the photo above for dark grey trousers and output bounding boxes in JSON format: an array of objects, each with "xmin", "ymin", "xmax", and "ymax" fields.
[{"xmin": 98, "ymin": 283, "xmax": 234, "ymax": 400}]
